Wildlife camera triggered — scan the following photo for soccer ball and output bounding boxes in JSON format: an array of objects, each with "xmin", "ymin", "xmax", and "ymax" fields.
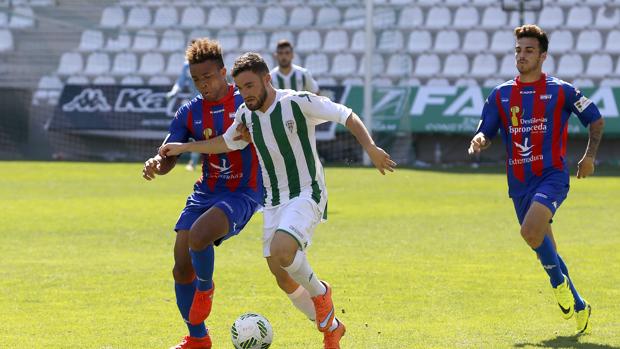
[{"xmin": 230, "ymin": 313, "xmax": 273, "ymax": 349}]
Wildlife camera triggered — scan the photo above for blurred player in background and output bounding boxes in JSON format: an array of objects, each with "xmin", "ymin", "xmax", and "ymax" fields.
[
  {"xmin": 270, "ymin": 39, "xmax": 319, "ymax": 94},
  {"xmin": 468, "ymin": 24, "xmax": 604, "ymax": 335},
  {"xmin": 143, "ymin": 39, "xmax": 262, "ymax": 349},
  {"xmin": 159, "ymin": 52, "xmax": 396, "ymax": 349}
]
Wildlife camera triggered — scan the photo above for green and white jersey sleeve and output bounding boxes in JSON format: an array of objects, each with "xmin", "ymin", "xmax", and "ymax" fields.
[
  {"xmin": 241, "ymin": 89, "xmax": 351, "ymax": 210},
  {"xmin": 222, "ymin": 105, "xmax": 251, "ymax": 151},
  {"xmin": 270, "ymin": 64, "xmax": 319, "ymax": 94}
]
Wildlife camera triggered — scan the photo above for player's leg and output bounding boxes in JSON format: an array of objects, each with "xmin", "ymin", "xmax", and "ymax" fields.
[{"xmin": 266, "ymin": 256, "xmax": 316, "ymax": 321}]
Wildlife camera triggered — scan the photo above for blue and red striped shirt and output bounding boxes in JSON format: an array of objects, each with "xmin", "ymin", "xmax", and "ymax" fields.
[
  {"xmin": 167, "ymin": 85, "xmax": 262, "ymax": 201},
  {"xmin": 477, "ymin": 74, "xmax": 602, "ymax": 197}
]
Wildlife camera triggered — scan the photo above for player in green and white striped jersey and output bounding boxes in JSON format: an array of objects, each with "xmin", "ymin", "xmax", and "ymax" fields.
[
  {"xmin": 270, "ymin": 39, "xmax": 319, "ymax": 94},
  {"xmin": 159, "ymin": 52, "xmax": 395, "ymax": 349}
]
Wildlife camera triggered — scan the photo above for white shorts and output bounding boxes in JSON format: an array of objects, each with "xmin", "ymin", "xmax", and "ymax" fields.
[{"xmin": 262, "ymin": 197, "xmax": 322, "ymax": 257}]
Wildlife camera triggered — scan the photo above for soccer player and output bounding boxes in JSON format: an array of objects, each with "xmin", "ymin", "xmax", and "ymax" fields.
[
  {"xmin": 159, "ymin": 52, "xmax": 396, "ymax": 349},
  {"xmin": 468, "ymin": 25, "xmax": 604, "ymax": 335},
  {"xmin": 270, "ymin": 39, "xmax": 319, "ymax": 94},
  {"xmin": 142, "ymin": 39, "xmax": 262, "ymax": 349}
]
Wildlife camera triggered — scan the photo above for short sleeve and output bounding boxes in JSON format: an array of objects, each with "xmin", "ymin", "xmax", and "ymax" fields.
[
  {"xmin": 563, "ymin": 83, "xmax": 602, "ymax": 127},
  {"xmin": 166, "ymin": 105, "xmax": 191, "ymax": 143},
  {"xmin": 296, "ymin": 93, "xmax": 351, "ymax": 126},
  {"xmin": 304, "ymin": 70, "xmax": 320, "ymax": 94},
  {"xmin": 476, "ymin": 88, "xmax": 501, "ymax": 139},
  {"xmin": 222, "ymin": 107, "xmax": 250, "ymax": 150}
]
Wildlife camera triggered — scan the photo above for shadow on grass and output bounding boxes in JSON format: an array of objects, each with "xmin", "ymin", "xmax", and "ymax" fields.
[{"xmin": 514, "ymin": 335, "xmax": 620, "ymax": 349}]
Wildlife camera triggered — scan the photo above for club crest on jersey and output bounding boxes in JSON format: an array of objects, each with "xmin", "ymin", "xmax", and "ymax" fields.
[
  {"xmin": 286, "ymin": 120, "xmax": 296, "ymax": 134},
  {"xmin": 510, "ymin": 106, "xmax": 521, "ymax": 127},
  {"xmin": 229, "ymin": 112, "xmax": 235, "ymax": 119},
  {"xmin": 204, "ymin": 128, "xmax": 213, "ymax": 139}
]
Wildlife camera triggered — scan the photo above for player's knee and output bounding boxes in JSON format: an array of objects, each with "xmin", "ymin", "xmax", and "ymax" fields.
[
  {"xmin": 520, "ymin": 225, "xmax": 542, "ymax": 247},
  {"xmin": 269, "ymin": 243, "xmax": 296, "ymax": 267},
  {"xmin": 188, "ymin": 224, "xmax": 214, "ymax": 250},
  {"xmin": 172, "ymin": 263, "xmax": 195, "ymax": 283}
]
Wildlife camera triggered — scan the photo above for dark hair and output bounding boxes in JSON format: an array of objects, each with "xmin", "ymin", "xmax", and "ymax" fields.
[
  {"xmin": 231, "ymin": 52, "xmax": 270, "ymax": 78},
  {"xmin": 276, "ymin": 39, "xmax": 293, "ymax": 51},
  {"xmin": 514, "ymin": 24, "xmax": 549, "ymax": 53},
  {"xmin": 185, "ymin": 38, "xmax": 224, "ymax": 67}
]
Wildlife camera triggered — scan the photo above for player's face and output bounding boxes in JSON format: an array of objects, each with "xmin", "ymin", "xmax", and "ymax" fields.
[
  {"xmin": 234, "ymin": 71, "xmax": 269, "ymax": 111},
  {"xmin": 275, "ymin": 47, "xmax": 293, "ymax": 68},
  {"xmin": 514, "ymin": 37, "xmax": 546, "ymax": 75},
  {"xmin": 189, "ymin": 60, "xmax": 228, "ymax": 101}
]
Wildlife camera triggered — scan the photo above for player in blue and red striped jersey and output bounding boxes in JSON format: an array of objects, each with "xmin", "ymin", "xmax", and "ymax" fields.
[
  {"xmin": 142, "ymin": 38, "xmax": 262, "ymax": 349},
  {"xmin": 468, "ymin": 25, "xmax": 604, "ymax": 335}
]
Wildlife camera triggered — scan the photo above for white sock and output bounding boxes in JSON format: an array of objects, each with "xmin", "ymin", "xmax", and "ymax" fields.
[
  {"xmin": 328, "ymin": 318, "xmax": 339, "ymax": 332},
  {"xmin": 282, "ymin": 250, "xmax": 326, "ymax": 297},
  {"xmin": 287, "ymin": 285, "xmax": 316, "ymax": 321}
]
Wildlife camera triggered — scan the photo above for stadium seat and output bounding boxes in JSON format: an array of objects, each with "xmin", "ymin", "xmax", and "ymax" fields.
[
  {"xmin": 30, "ymin": 0, "xmax": 54, "ymax": 6},
  {"xmin": 206, "ymin": 7, "xmax": 232, "ymax": 28},
  {"xmin": 0, "ymin": 11, "xmax": 7, "ymax": 27},
  {"xmin": 508, "ymin": 11, "xmax": 537, "ymax": 27},
  {"xmin": 543, "ymin": 54, "xmax": 555, "ymax": 74},
  {"xmin": 0, "ymin": 29, "xmax": 14, "ymax": 52},
  {"xmin": 585, "ymin": 0, "xmax": 610, "ymax": 5},
  {"xmin": 471, "ymin": 0, "xmax": 495, "ymax": 6},
  {"xmin": 575, "ymin": 30, "xmax": 602, "ymax": 54},
  {"xmin": 565, "ymin": 6, "xmax": 593, "ymax": 29},
  {"xmin": 66, "ymin": 75, "xmax": 90, "ymax": 85},
  {"xmin": 9, "ymin": 6, "xmax": 34, "ymax": 28},
  {"xmin": 126, "ymin": 7, "xmax": 151, "ymax": 28},
  {"xmin": 455, "ymin": 78, "xmax": 479, "ymax": 86},
  {"xmin": 188, "ymin": 29, "xmax": 211, "ymax": 42},
  {"xmin": 323, "ymin": 30, "xmax": 348, "ymax": 53},
  {"xmin": 216, "ymin": 29, "xmax": 239, "ymax": 52},
  {"xmin": 343, "ymin": 7, "xmax": 365, "ymax": 28},
  {"xmin": 481, "ymin": 7, "xmax": 507, "ymax": 29},
  {"xmin": 594, "ymin": 6, "xmax": 620, "ymax": 29},
  {"xmin": 93, "ymin": 75, "xmax": 116, "ymax": 85},
  {"xmin": 241, "ymin": 31, "xmax": 267, "ymax": 51},
  {"xmin": 426, "ymin": 78, "xmax": 450, "ymax": 86},
  {"xmin": 572, "ymin": 78, "xmax": 595, "ymax": 88},
  {"xmin": 413, "ymin": 54, "xmax": 440, "ymax": 78},
  {"xmin": 549, "ymin": 30, "xmax": 574, "ymax": 54},
  {"xmin": 120, "ymin": 75, "xmax": 144, "ymax": 85},
  {"xmin": 453, "ymin": 6, "xmax": 479, "ymax": 29},
  {"xmin": 316, "ymin": 7, "xmax": 341, "ymax": 28},
  {"xmin": 268, "ymin": 31, "xmax": 294, "ymax": 50},
  {"xmin": 442, "ymin": 54, "xmax": 469, "ymax": 78},
  {"xmin": 397, "ymin": 7, "xmax": 423, "ymax": 29},
  {"xmin": 342, "ymin": 77, "xmax": 363, "ymax": 86},
  {"xmin": 317, "ymin": 77, "xmax": 337, "ymax": 86},
  {"xmin": 407, "ymin": 30, "xmax": 432, "ymax": 53},
  {"xmin": 84, "ymin": 52, "xmax": 111, "ymax": 76},
  {"xmin": 261, "ymin": 6, "xmax": 287, "ymax": 29},
  {"xmin": 537, "ymin": 6, "xmax": 564, "ymax": 29},
  {"xmin": 331, "ymin": 53, "xmax": 357, "ymax": 77},
  {"xmin": 390, "ymin": 0, "xmax": 413, "ymax": 4},
  {"xmin": 38, "ymin": 75, "xmax": 63, "ymax": 90},
  {"xmin": 433, "ymin": 30, "xmax": 460, "ymax": 53},
  {"xmin": 425, "ymin": 7, "xmax": 451, "ymax": 29},
  {"xmin": 489, "ymin": 30, "xmax": 514, "ymax": 54},
  {"xmin": 296, "ymin": 30, "xmax": 321, "ymax": 53},
  {"xmin": 111, "ymin": 52, "xmax": 137, "ymax": 76},
  {"xmin": 482, "ymin": 78, "xmax": 504, "ymax": 87},
  {"xmin": 105, "ymin": 31, "xmax": 131, "ymax": 52},
  {"xmin": 556, "ymin": 54, "xmax": 583, "ymax": 78},
  {"xmin": 351, "ymin": 30, "xmax": 374, "ymax": 52},
  {"xmin": 417, "ymin": 0, "xmax": 439, "ymax": 6},
  {"xmin": 148, "ymin": 76, "xmax": 172, "ymax": 85},
  {"xmin": 100, "ymin": 6, "xmax": 124, "ymax": 28},
  {"xmin": 153, "ymin": 6, "xmax": 178, "ymax": 28},
  {"xmin": 499, "ymin": 54, "xmax": 517, "ymax": 78},
  {"xmin": 138, "ymin": 52, "xmax": 165, "ymax": 75},
  {"xmin": 600, "ymin": 78, "xmax": 620, "ymax": 87},
  {"xmin": 378, "ymin": 30, "xmax": 404, "ymax": 52},
  {"xmin": 555, "ymin": 0, "xmax": 578, "ymax": 6},
  {"xmin": 470, "ymin": 54, "xmax": 497, "ymax": 78},
  {"xmin": 605, "ymin": 30, "xmax": 620, "ymax": 54},
  {"xmin": 159, "ymin": 29, "xmax": 185, "ymax": 52},
  {"xmin": 373, "ymin": 77, "xmax": 394, "ymax": 86},
  {"xmin": 445, "ymin": 0, "xmax": 469, "ymax": 6},
  {"xmin": 616, "ymin": 57, "xmax": 620, "ymax": 77},
  {"xmin": 304, "ymin": 53, "xmax": 329, "ymax": 76},
  {"xmin": 289, "ymin": 6, "xmax": 314, "ymax": 28},
  {"xmin": 234, "ymin": 6, "xmax": 259, "ymax": 29},
  {"xmin": 133, "ymin": 29, "xmax": 158, "ymax": 52},
  {"xmin": 78, "ymin": 30, "xmax": 104, "ymax": 52},
  {"xmin": 374, "ymin": 7, "xmax": 396, "ymax": 29},
  {"xmin": 180, "ymin": 6, "xmax": 205, "ymax": 28},
  {"xmin": 462, "ymin": 30, "xmax": 488, "ymax": 54},
  {"xmin": 358, "ymin": 53, "xmax": 385, "ymax": 76},
  {"xmin": 57, "ymin": 52, "xmax": 83, "ymax": 75},
  {"xmin": 260, "ymin": 52, "xmax": 274, "ymax": 70},
  {"xmin": 398, "ymin": 77, "xmax": 421, "ymax": 86},
  {"xmin": 585, "ymin": 54, "xmax": 613, "ymax": 78},
  {"xmin": 166, "ymin": 52, "xmax": 185, "ymax": 76}
]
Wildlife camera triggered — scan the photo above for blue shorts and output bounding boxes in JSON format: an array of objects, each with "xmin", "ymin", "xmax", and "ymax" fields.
[
  {"xmin": 175, "ymin": 191, "xmax": 260, "ymax": 246},
  {"xmin": 511, "ymin": 173, "xmax": 569, "ymax": 225}
]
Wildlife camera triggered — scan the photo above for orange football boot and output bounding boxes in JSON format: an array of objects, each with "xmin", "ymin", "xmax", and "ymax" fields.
[
  {"xmin": 323, "ymin": 320, "xmax": 346, "ymax": 349},
  {"xmin": 169, "ymin": 335, "xmax": 212, "ymax": 349},
  {"xmin": 311, "ymin": 281, "xmax": 336, "ymax": 332},
  {"xmin": 189, "ymin": 282, "xmax": 215, "ymax": 325}
]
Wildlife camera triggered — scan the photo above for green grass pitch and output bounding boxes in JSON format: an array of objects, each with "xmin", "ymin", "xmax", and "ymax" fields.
[{"xmin": 1, "ymin": 162, "xmax": 619, "ymax": 348}]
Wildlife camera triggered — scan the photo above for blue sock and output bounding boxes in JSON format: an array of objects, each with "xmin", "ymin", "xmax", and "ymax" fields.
[
  {"xmin": 175, "ymin": 279, "xmax": 208, "ymax": 338},
  {"xmin": 533, "ymin": 235, "xmax": 564, "ymax": 287},
  {"xmin": 557, "ymin": 254, "xmax": 586, "ymax": 311},
  {"xmin": 190, "ymin": 245, "xmax": 215, "ymax": 291}
]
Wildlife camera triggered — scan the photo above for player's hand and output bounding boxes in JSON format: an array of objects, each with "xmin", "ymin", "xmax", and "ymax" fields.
[
  {"xmin": 234, "ymin": 123, "xmax": 252, "ymax": 143},
  {"xmin": 142, "ymin": 156, "xmax": 162, "ymax": 181},
  {"xmin": 468, "ymin": 133, "xmax": 491, "ymax": 155},
  {"xmin": 367, "ymin": 145, "xmax": 396, "ymax": 175},
  {"xmin": 577, "ymin": 156, "xmax": 595, "ymax": 178},
  {"xmin": 159, "ymin": 142, "xmax": 188, "ymax": 157}
]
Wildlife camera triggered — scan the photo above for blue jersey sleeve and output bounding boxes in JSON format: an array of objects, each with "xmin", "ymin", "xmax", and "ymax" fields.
[
  {"xmin": 476, "ymin": 88, "xmax": 501, "ymax": 139},
  {"xmin": 563, "ymin": 83, "xmax": 602, "ymax": 127},
  {"xmin": 166, "ymin": 103, "xmax": 190, "ymax": 143}
]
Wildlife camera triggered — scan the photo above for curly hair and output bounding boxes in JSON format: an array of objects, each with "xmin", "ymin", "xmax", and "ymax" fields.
[
  {"xmin": 514, "ymin": 24, "xmax": 549, "ymax": 53},
  {"xmin": 185, "ymin": 38, "xmax": 224, "ymax": 67},
  {"xmin": 231, "ymin": 52, "xmax": 270, "ymax": 78}
]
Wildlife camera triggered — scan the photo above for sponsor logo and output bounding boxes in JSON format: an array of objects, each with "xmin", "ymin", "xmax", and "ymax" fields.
[
  {"xmin": 204, "ymin": 128, "xmax": 213, "ymax": 138},
  {"xmin": 286, "ymin": 120, "xmax": 295, "ymax": 133},
  {"xmin": 501, "ymin": 98, "xmax": 509, "ymax": 103},
  {"xmin": 543, "ymin": 264, "xmax": 557, "ymax": 270},
  {"xmin": 510, "ymin": 106, "xmax": 522, "ymax": 127},
  {"xmin": 194, "ymin": 120, "xmax": 202, "ymax": 125},
  {"xmin": 520, "ymin": 90, "xmax": 535, "ymax": 94},
  {"xmin": 229, "ymin": 112, "xmax": 235, "ymax": 119},
  {"xmin": 574, "ymin": 96, "xmax": 592, "ymax": 113},
  {"xmin": 211, "ymin": 108, "xmax": 224, "ymax": 115},
  {"xmin": 509, "ymin": 117, "xmax": 547, "ymax": 135},
  {"xmin": 535, "ymin": 193, "xmax": 548, "ymax": 199},
  {"xmin": 509, "ymin": 154, "xmax": 543, "ymax": 166},
  {"xmin": 552, "ymin": 201, "xmax": 558, "ymax": 209},
  {"xmin": 540, "ymin": 94, "xmax": 552, "ymax": 100},
  {"xmin": 62, "ymin": 88, "xmax": 112, "ymax": 112},
  {"xmin": 514, "ymin": 137, "xmax": 534, "ymax": 157}
]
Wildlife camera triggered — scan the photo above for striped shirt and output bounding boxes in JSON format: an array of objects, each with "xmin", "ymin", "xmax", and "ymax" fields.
[
  {"xmin": 223, "ymin": 89, "xmax": 351, "ymax": 210},
  {"xmin": 270, "ymin": 64, "xmax": 319, "ymax": 94}
]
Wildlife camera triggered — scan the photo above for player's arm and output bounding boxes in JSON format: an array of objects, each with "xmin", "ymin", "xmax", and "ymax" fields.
[
  {"xmin": 468, "ymin": 90, "xmax": 500, "ymax": 155},
  {"xmin": 577, "ymin": 117, "xmax": 604, "ymax": 179},
  {"xmin": 345, "ymin": 112, "xmax": 396, "ymax": 175},
  {"xmin": 143, "ymin": 134, "xmax": 178, "ymax": 181},
  {"xmin": 159, "ymin": 136, "xmax": 232, "ymax": 157}
]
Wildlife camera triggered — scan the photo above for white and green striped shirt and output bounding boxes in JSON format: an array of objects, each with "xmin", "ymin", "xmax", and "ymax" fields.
[
  {"xmin": 223, "ymin": 89, "xmax": 351, "ymax": 211},
  {"xmin": 270, "ymin": 64, "xmax": 319, "ymax": 94}
]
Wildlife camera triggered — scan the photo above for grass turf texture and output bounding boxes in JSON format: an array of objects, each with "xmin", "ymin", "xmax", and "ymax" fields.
[{"xmin": 1, "ymin": 162, "xmax": 619, "ymax": 348}]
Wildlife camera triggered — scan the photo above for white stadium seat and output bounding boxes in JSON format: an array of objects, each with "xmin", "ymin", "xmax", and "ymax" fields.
[
  {"xmin": 481, "ymin": 7, "xmax": 507, "ymax": 29},
  {"xmin": 543, "ymin": 54, "xmax": 555, "ymax": 74},
  {"xmin": 442, "ymin": 54, "xmax": 469, "ymax": 78},
  {"xmin": 358, "ymin": 53, "xmax": 385, "ymax": 75},
  {"xmin": 499, "ymin": 54, "xmax": 516, "ymax": 78},
  {"xmin": 296, "ymin": 30, "xmax": 321, "ymax": 53},
  {"xmin": 100, "ymin": 6, "xmax": 124, "ymax": 28},
  {"xmin": 397, "ymin": 7, "xmax": 423, "ymax": 29},
  {"xmin": 556, "ymin": 0, "xmax": 578, "ymax": 6},
  {"xmin": 269, "ymin": 31, "xmax": 294, "ymax": 50},
  {"xmin": 148, "ymin": 76, "xmax": 172, "ymax": 86},
  {"xmin": 57, "ymin": 52, "xmax": 83, "ymax": 75},
  {"xmin": 323, "ymin": 30, "xmax": 348, "ymax": 53},
  {"xmin": 289, "ymin": 7, "xmax": 314, "ymax": 28},
  {"xmin": 426, "ymin": 78, "xmax": 450, "ymax": 86},
  {"xmin": 373, "ymin": 77, "xmax": 393, "ymax": 87},
  {"xmin": 234, "ymin": 6, "xmax": 259, "ymax": 29},
  {"xmin": 317, "ymin": 77, "xmax": 337, "ymax": 86},
  {"xmin": 138, "ymin": 52, "xmax": 165, "ymax": 75},
  {"xmin": 78, "ymin": 30, "xmax": 104, "ymax": 52},
  {"xmin": 374, "ymin": 7, "xmax": 396, "ymax": 29},
  {"xmin": 206, "ymin": 7, "xmax": 232, "ymax": 28},
  {"xmin": 133, "ymin": 29, "xmax": 158, "ymax": 52},
  {"xmin": 84, "ymin": 52, "xmax": 111, "ymax": 75},
  {"xmin": 571, "ymin": 78, "xmax": 595, "ymax": 88},
  {"xmin": 455, "ymin": 78, "xmax": 479, "ymax": 87},
  {"xmin": 462, "ymin": 30, "xmax": 488, "ymax": 54},
  {"xmin": 0, "ymin": 29, "xmax": 14, "ymax": 52},
  {"xmin": 111, "ymin": 52, "xmax": 137, "ymax": 76},
  {"xmin": 331, "ymin": 53, "xmax": 357, "ymax": 77},
  {"xmin": 616, "ymin": 57, "xmax": 620, "ymax": 77},
  {"xmin": 351, "ymin": 30, "xmax": 374, "ymax": 52},
  {"xmin": 159, "ymin": 29, "xmax": 185, "ymax": 52},
  {"xmin": 470, "ymin": 54, "xmax": 497, "ymax": 78},
  {"xmin": 453, "ymin": 6, "xmax": 479, "ymax": 29},
  {"xmin": 125, "ymin": 7, "xmax": 151, "ymax": 28},
  {"xmin": 0, "ymin": 12, "xmax": 7, "ymax": 27},
  {"xmin": 549, "ymin": 30, "xmax": 573, "ymax": 54},
  {"xmin": 398, "ymin": 77, "xmax": 421, "ymax": 86},
  {"xmin": 433, "ymin": 30, "xmax": 459, "ymax": 53},
  {"xmin": 565, "ymin": 6, "xmax": 593, "ymax": 29},
  {"xmin": 241, "ymin": 31, "xmax": 267, "ymax": 51},
  {"xmin": 390, "ymin": 0, "xmax": 413, "ymax": 4},
  {"xmin": 120, "ymin": 75, "xmax": 144, "ymax": 85},
  {"xmin": 38, "ymin": 75, "xmax": 63, "ymax": 90},
  {"xmin": 407, "ymin": 30, "xmax": 431, "ymax": 53},
  {"xmin": 417, "ymin": 0, "xmax": 439, "ymax": 6},
  {"xmin": 413, "ymin": 54, "xmax": 440, "ymax": 78},
  {"xmin": 605, "ymin": 30, "xmax": 620, "ymax": 54},
  {"xmin": 342, "ymin": 77, "xmax": 363, "ymax": 86},
  {"xmin": 166, "ymin": 52, "xmax": 185, "ymax": 76},
  {"xmin": 378, "ymin": 30, "xmax": 404, "ymax": 52},
  {"xmin": 601, "ymin": 78, "xmax": 620, "ymax": 87},
  {"xmin": 304, "ymin": 53, "xmax": 329, "ymax": 76},
  {"xmin": 537, "ymin": 6, "xmax": 563, "ymax": 29},
  {"xmin": 594, "ymin": 6, "xmax": 620, "ymax": 29},
  {"xmin": 216, "ymin": 29, "xmax": 239, "ymax": 52},
  {"xmin": 483, "ymin": 78, "xmax": 504, "ymax": 88},
  {"xmin": 188, "ymin": 29, "xmax": 211, "ymax": 42},
  {"xmin": 489, "ymin": 30, "xmax": 514, "ymax": 54},
  {"xmin": 259, "ymin": 51, "xmax": 274, "ymax": 69},
  {"xmin": 508, "ymin": 11, "xmax": 537, "ymax": 27},
  {"xmin": 585, "ymin": 54, "xmax": 613, "ymax": 78},
  {"xmin": 9, "ymin": 6, "xmax": 34, "ymax": 28},
  {"xmin": 471, "ymin": 0, "xmax": 495, "ymax": 6},
  {"xmin": 445, "ymin": 0, "xmax": 469, "ymax": 7},
  {"xmin": 153, "ymin": 6, "xmax": 178, "ymax": 28},
  {"xmin": 180, "ymin": 6, "xmax": 205, "ymax": 28},
  {"xmin": 575, "ymin": 30, "xmax": 602, "ymax": 54},
  {"xmin": 316, "ymin": 7, "xmax": 341, "ymax": 28},
  {"xmin": 105, "ymin": 31, "xmax": 131, "ymax": 52},
  {"xmin": 342, "ymin": 7, "xmax": 365, "ymax": 28},
  {"xmin": 556, "ymin": 54, "xmax": 583, "ymax": 78},
  {"xmin": 262, "ymin": 6, "xmax": 287, "ymax": 29},
  {"xmin": 93, "ymin": 75, "xmax": 116, "ymax": 85},
  {"xmin": 66, "ymin": 75, "xmax": 90, "ymax": 85},
  {"xmin": 425, "ymin": 7, "xmax": 451, "ymax": 29}
]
